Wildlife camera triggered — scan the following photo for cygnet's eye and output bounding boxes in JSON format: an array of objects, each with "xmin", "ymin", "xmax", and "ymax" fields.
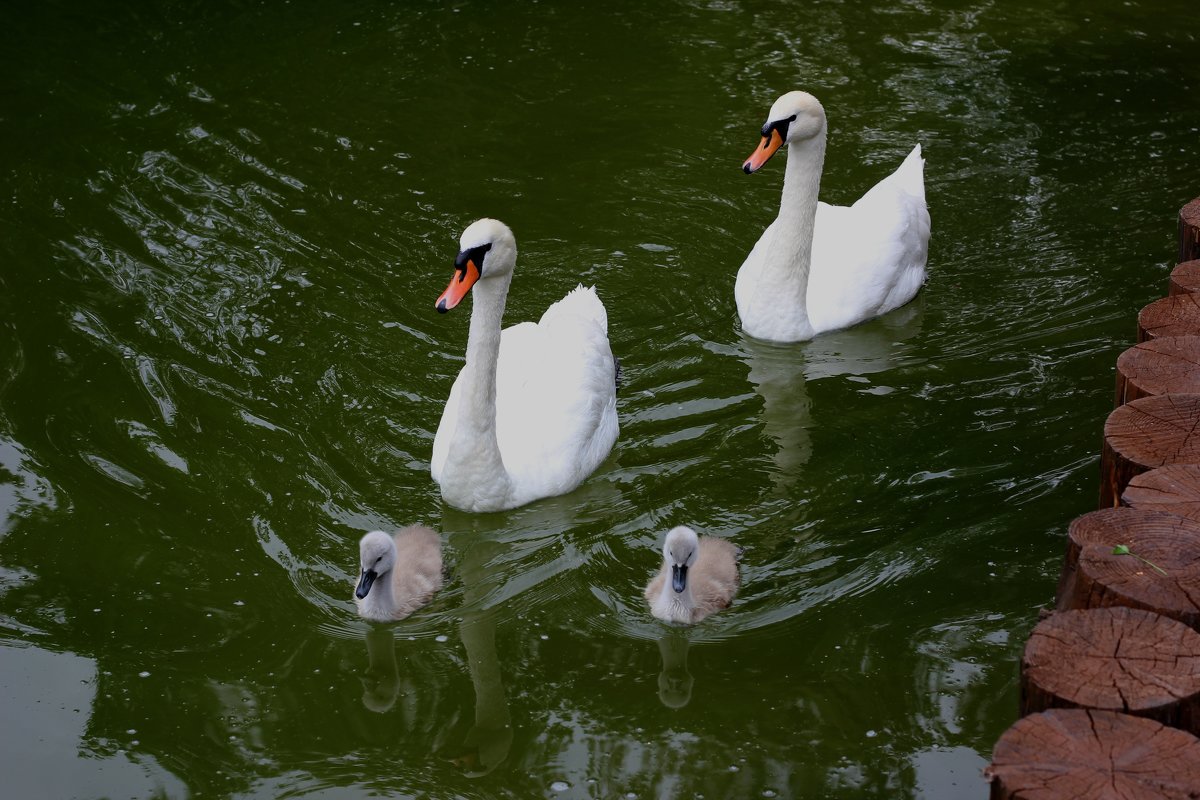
[{"xmin": 375, "ymin": 556, "xmax": 382, "ymax": 564}]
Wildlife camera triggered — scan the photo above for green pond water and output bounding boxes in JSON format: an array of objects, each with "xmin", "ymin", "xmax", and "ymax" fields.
[{"xmin": 2, "ymin": 0, "xmax": 1199, "ymax": 797}]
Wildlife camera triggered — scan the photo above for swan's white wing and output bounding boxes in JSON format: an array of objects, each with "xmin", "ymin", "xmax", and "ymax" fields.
[
  {"xmin": 493, "ymin": 285, "xmax": 619, "ymax": 500},
  {"xmin": 807, "ymin": 145, "xmax": 930, "ymax": 334}
]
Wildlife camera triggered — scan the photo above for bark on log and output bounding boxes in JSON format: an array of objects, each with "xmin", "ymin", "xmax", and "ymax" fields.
[
  {"xmin": 1181, "ymin": 197, "xmax": 1200, "ymax": 264},
  {"xmin": 985, "ymin": 709, "xmax": 1200, "ymax": 800},
  {"xmin": 1137, "ymin": 294, "xmax": 1200, "ymax": 342},
  {"xmin": 1020, "ymin": 607, "xmax": 1200, "ymax": 734},
  {"xmin": 1115, "ymin": 336, "xmax": 1200, "ymax": 406},
  {"xmin": 1054, "ymin": 507, "xmax": 1200, "ymax": 612},
  {"xmin": 1169, "ymin": 260, "xmax": 1200, "ymax": 296},
  {"xmin": 1122, "ymin": 463, "xmax": 1200, "ymax": 523},
  {"xmin": 1100, "ymin": 393, "xmax": 1200, "ymax": 507}
]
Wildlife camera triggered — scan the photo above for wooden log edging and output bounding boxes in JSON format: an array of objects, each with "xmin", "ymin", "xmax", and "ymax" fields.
[
  {"xmin": 1182, "ymin": 197, "xmax": 1200, "ymax": 264},
  {"xmin": 1122, "ymin": 463, "xmax": 1200, "ymax": 522},
  {"xmin": 984, "ymin": 709, "xmax": 1200, "ymax": 799},
  {"xmin": 987, "ymin": 197, "xmax": 1200, "ymax": 796},
  {"xmin": 1169, "ymin": 260, "xmax": 1200, "ymax": 295},
  {"xmin": 1137, "ymin": 293, "xmax": 1200, "ymax": 342},
  {"xmin": 1020, "ymin": 607, "xmax": 1200, "ymax": 734},
  {"xmin": 1054, "ymin": 507, "xmax": 1200, "ymax": 629},
  {"xmin": 1115, "ymin": 336, "xmax": 1200, "ymax": 406},
  {"xmin": 1100, "ymin": 393, "xmax": 1200, "ymax": 507}
]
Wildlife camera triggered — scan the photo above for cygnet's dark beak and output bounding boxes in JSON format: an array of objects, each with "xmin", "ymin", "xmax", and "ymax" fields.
[
  {"xmin": 355, "ymin": 569, "xmax": 377, "ymax": 599},
  {"xmin": 671, "ymin": 564, "xmax": 688, "ymax": 593}
]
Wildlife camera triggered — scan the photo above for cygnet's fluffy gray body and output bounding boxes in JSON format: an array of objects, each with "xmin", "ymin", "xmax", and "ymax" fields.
[
  {"xmin": 355, "ymin": 525, "xmax": 443, "ymax": 622},
  {"xmin": 645, "ymin": 526, "xmax": 739, "ymax": 625}
]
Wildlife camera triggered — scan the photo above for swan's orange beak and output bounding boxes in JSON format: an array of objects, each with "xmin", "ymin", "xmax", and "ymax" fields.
[
  {"xmin": 436, "ymin": 255, "xmax": 481, "ymax": 313},
  {"xmin": 743, "ymin": 128, "xmax": 784, "ymax": 174}
]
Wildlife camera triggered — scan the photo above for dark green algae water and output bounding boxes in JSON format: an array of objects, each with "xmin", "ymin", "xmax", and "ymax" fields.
[{"xmin": 2, "ymin": 0, "xmax": 1199, "ymax": 797}]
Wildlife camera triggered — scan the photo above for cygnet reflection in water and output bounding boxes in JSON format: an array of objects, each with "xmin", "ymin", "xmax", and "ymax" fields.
[
  {"xmin": 646, "ymin": 526, "xmax": 740, "ymax": 625},
  {"xmin": 360, "ymin": 626, "xmax": 401, "ymax": 714},
  {"xmin": 656, "ymin": 631, "xmax": 694, "ymax": 709},
  {"xmin": 354, "ymin": 526, "xmax": 444, "ymax": 622}
]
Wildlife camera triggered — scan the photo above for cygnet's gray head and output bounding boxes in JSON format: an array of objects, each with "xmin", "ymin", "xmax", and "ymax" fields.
[
  {"xmin": 356, "ymin": 531, "xmax": 395, "ymax": 599},
  {"xmin": 663, "ymin": 526, "xmax": 700, "ymax": 594}
]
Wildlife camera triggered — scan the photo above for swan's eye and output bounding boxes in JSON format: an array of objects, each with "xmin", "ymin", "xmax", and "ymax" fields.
[
  {"xmin": 453, "ymin": 243, "xmax": 493, "ymax": 281},
  {"xmin": 760, "ymin": 114, "xmax": 798, "ymax": 140},
  {"xmin": 374, "ymin": 556, "xmax": 382, "ymax": 564}
]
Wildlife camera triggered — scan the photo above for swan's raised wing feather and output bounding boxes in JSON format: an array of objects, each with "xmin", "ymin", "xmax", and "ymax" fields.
[
  {"xmin": 806, "ymin": 145, "xmax": 929, "ymax": 333},
  {"xmin": 493, "ymin": 285, "xmax": 619, "ymax": 499}
]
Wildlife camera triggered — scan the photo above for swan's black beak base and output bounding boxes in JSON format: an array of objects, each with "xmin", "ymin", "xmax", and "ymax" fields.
[{"xmin": 356, "ymin": 569, "xmax": 377, "ymax": 599}]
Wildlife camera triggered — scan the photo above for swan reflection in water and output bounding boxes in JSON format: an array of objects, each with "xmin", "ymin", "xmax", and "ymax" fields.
[
  {"xmin": 438, "ymin": 476, "xmax": 624, "ymax": 775},
  {"xmin": 740, "ymin": 298, "xmax": 923, "ymax": 490},
  {"xmin": 656, "ymin": 631, "xmax": 694, "ymax": 709}
]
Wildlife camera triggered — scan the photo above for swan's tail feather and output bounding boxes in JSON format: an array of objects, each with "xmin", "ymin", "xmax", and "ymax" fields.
[
  {"xmin": 540, "ymin": 284, "xmax": 609, "ymax": 332},
  {"xmin": 894, "ymin": 144, "xmax": 926, "ymax": 200}
]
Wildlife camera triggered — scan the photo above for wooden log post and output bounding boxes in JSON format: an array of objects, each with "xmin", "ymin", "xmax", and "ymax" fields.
[
  {"xmin": 1137, "ymin": 294, "xmax": 1200, "ymax": 342},
  {"xmin": 1100, "ymin": 393, "xmax": 1200, "ymax": 507},
  {"xmin": 1170, "ymin": 260, "xmax": 1200, "ymax": 296},
  {"xmin": 1054, "ymin": 508, "xmax": 1200, "ymax": 630},
  {"xmin": 1115, "ymin": 336, "xmax": 1200, "ymax": 406},
  {"xmin": 1181, "ymin": 197, "xmax": 1200, "ymax": 264},
  {"xmin": 1122, "ymin": 464, "xmax": 1200, "ymax": 523},
  {"xmin": 1021, "ymin": 607, "xmax": 1200, "ymax": 733},
  {"xmin": 985, "ymin": 709, "xmax": 1200, "ymax": 800},
  {"xmin": 1054, "ymin": 507, "xmax": 1200, "ymax": 612}
]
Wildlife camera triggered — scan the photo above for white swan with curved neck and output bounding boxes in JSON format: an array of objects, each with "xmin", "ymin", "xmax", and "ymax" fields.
[
  {"xmin": 736, "ymin": 91, "xmax": 930, "ymax": 343},
  {"xmin": 430, "ymin": 218, "xmax": 619, "ymax": 513}
]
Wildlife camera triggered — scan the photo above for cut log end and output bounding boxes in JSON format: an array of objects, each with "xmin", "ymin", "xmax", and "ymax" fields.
[
  {"xmin": 1137, "ymin": 294, "xmax": 1200, "ymax": 342},
  {"xmin": 1021, "ymin": 607, "xmax": 1200, "ymax": 733},
  {"xmin": 1123, "ymin": 463, "xmax": 1200, "ymax": 523},
  {"xmin": 1115, "ymin": 337, "xmax": 1200, "ymax": 406},
  {"xmin": 1054, "ymin": 508, "xmax": 1200, "ymax": 630},
  {"xmin": 1169, "ymin": 260, "xmax": 1200, "ymax": 296},
  {"xmin": 1181, "ymin": 197, "xmax": 1200, "ymax": 265},
  {"xmin": 986, "ymin": 709, "xmax": 1200, "ymax": 800},
  {"xmin": 1100, "ymin": 393, "xmax": 1200, "ymax": 507},
  {"xmin": 1055, "ymin": 507, "xmax": 1200, "ymax": 612}
]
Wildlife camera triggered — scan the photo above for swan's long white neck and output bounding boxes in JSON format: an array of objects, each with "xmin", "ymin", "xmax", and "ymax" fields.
[
  {"xmin": 441, "ymin": 275, "xmax": 514, "ymax": 511},
  {"xmin": 772, "ymin": 134, "xmax": 826, "ymax": 325},
  {"xmin": 738, "ymin": 128, "xmax": 827, "ymax": 342}
]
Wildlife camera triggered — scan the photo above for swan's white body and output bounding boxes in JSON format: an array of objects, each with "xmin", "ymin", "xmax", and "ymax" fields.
[
  {"xmin": 736, "ymin": 91, "xmax": 930, "ymax": 343},
  {"xmin": 431, "ymin": 219, "xmax": 619, "ymax": 513},
  {"xmin": 646, "ymin": 526, "xmax": 740, "ymax": 625}
]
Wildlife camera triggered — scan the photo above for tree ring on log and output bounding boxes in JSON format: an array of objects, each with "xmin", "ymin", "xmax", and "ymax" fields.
[
  {"xmin": 1100, "ymin": 393, "xmax": 1200, "ymax": 507},
  {"xmin": 1169, "ymin": 260, "xmax": 1200, "ymax": 296},
  {"xmin": 1138, "ymin": 294, "xmax": 1200, "ymax": 342},
  {"xmin": 1122, "ymin": 463, "xmax": 1200, "ymax": 523},
  {"xmin": 1115, "ymin": 336, "xmax": 1200, "ymax": 406},
  {"xmin": 985, "ymin": 709, "xmax": 1200, "ymax": 799},
  {"xmin": 1055, "ymin": 507, "xmax": 1200, "ymax": 610},
  {"xmin": 1021, "ymin": 607, "xmax": 1200, "ymax": 734}
]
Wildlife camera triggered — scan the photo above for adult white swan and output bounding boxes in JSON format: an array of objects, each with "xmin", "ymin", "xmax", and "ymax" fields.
[
  {"xmin": 430, "ymin": 218, "xmax": 619, "ymax": 513},
  {"xmin": 736, "ymin": 91, "xmax": 930, "ymax": 343}
]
